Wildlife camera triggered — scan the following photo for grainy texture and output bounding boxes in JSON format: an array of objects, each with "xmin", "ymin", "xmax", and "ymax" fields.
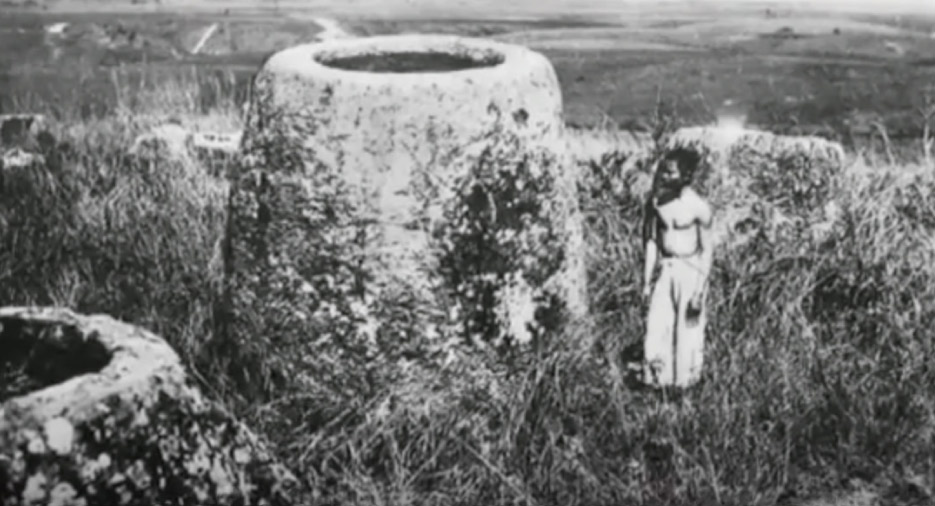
[
  {"xmin": 128, "ymin": 123, "xmax": 194, "ymax": 163},
  {"xmin": 662, "ymin": 126, "xmax": 847, "ymax": 251},
  {"xmin": 222, "ymin": 34, "xmax": 587, "ymax": 378},
  {"xmin": 1, "ymin": 148, "xmax": 46, "ymax": 170},
  {"xmin": 0, "ymin": 307, "xmax": 298, "ymax": 506},
  {"xmin": 0, "ymin": 114, "xmax": 47, "ymax": 148},
  {"xmin": 565, "ymin": 126, "xmax": 654, "ymax": 211}
]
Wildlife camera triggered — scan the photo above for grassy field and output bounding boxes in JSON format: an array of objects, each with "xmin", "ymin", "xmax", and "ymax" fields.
[
  {"xmin": 4, "ymin": 6, "xmax": 935, "ymax": 154},
  {"xmin": 2, "ymin": 2, "xmax": 935, "ymax": 505}
]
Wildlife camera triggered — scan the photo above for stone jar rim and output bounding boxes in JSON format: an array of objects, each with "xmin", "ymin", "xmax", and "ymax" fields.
[
  {"xmin": 263, "ymin": 34, "xmax": 537, "ymax": 86},
  {"xmin": 0, "ymin": 306, "xmax": 183, "ymax": 424}
]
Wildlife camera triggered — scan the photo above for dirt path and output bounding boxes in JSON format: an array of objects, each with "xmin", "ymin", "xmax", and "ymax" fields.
[{"xmin": 191, "ymin": 22, "xmax": 219, "ymax": 54}]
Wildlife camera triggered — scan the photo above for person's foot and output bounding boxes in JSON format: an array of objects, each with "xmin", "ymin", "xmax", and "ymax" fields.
[
  {"xmin": 624, "ymin": 363, "xmax": 650, "ymax": 391},
  {"xmin": 656, "ymin": 385, "xmax": 684, "ymax": 402},
  {"xmin": 620, "ymin": 341, "xmax": 643, "ymax": 364}
]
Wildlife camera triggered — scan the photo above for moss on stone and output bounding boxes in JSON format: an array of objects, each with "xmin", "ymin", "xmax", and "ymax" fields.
[
  {"xmin": 663, "ymin": 126, "xmax": 847, "ymax": 253},
  {"xmin": 221, "ymin": 35, "xmax": 588, "ymax": 397},
  {"xmin": 0, "ymin": 307, "xmax": 299, "ymax": 506}
]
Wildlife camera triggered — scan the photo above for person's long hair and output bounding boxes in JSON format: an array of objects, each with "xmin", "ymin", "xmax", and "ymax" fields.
[{"xmin": 651, "ymin": 147, "xmax": 702, "ymax": 199}]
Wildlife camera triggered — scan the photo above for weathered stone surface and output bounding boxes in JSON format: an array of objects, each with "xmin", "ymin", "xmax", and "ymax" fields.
[
  {"xmin": 129, "ymin": 124, "xmax": 242, "ymax": 177},
  {"xmin": 0, "ymin": 307, "xmax": 298, "ymax": 506},
  {"xmin": 128, "ymin": 123, "xmax": 193, "ymax": 162},
  {"xmin": 190, "ymin": 131, "xmax": 242, "ymax": 155},
  {"xmin": 0, "ymin": 114, "xmax": 47, "ymax": 148},
  {"xmin": 1, "ymin": 148, "xmax": 46, "ymax": 170},
  {"xmin": 661, "ymin": 126, "xmax": 847, "ymax": 251},
  {"xmin": 190, "ymin": 131, "xmax": 243, "ymax": 178},
  {"xmin": 223, "ymin": 34, "xmax": 587, "ymax": 364}
]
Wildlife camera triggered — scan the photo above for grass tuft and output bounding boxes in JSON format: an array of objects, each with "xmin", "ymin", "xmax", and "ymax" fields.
[{"xmin": 2, "ymin": 65, "xmax": 935, "ymax": 506}]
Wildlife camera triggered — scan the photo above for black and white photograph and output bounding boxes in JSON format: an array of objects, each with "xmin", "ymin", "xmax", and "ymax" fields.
[{"xmin": 1, "ymin": 0, "xmax": 934, "ymax": 504}]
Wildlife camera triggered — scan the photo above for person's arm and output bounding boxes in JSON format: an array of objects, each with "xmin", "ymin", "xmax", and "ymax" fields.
[
  {"xmin": 642, "ymin": 198, "xmax": 658, "ymax": 297},
  {"xmin": 692, "ymin": 194, "xmax": 715, "ymax": 305},
  {"xmin": 697, "ymin": 199, "xmax": 714, "ymax": 270}
]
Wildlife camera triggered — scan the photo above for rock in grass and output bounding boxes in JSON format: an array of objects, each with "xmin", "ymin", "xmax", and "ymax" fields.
[
  {"xmin": 190, "ymin": 131, "xmax": 243, "ymax": 177},
  {"xmin": 129, "ymin": 124, "xmax": 243, "ymax": 174},
  {"xmin": 1, "ymin": 147, "xmax": 46, "ymax": 170},
  {"xmin": 0, "ymin": 307, "xmax": 299, "ymax": 506},
  {"xmin": 0, "ymin": 114, "xmax": 48, "ymax": 149},
  {"xmin": 662, "ymin": 126, "xmax": 847, "ymax": 251},
  {"xmin": 128, "ymin": 123, "xmax": 193, "ymax": 162},
  {"xmin": 665, "ymin": 125, "xmax": 846, "ymax": 185},
  {"xmin": 190, "ymin": 130, "xmax": 242, "ymax": 156},
  {"xmin": 222, "ymin": 34, "xmax": 588, "ymax": 370}
]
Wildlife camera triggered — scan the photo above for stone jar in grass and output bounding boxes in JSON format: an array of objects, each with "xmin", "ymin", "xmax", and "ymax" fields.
[
  {"xmin": 0, "ymin": 306, "xmax": 299, "ymax": 506},
  {"xmin": 662, "ymin": 126, "xmax": 846, "ymax": 253},
  {"xmin": 221, "ymin": 35, "xmax": 588, "ymax": 386}
]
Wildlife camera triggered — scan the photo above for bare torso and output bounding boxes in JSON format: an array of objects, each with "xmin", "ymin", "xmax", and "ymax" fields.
[{"xmin": 652, "ymin": 188, "xmax": 709, "ymax": 258}]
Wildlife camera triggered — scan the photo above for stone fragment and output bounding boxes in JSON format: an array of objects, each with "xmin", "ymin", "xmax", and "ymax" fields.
[
  {"xmin": 0, "ymin": 114, "xmax": 48, "ymax": 148},
  {"xmin": 128, "ymin": 122, "xmax": 193, "ymax": 161},
  {"xmin": 1, "ymin": 147, "xmax": 46, "ymax": 170}
]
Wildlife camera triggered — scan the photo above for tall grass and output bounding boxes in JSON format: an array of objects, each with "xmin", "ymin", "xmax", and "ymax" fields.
[
  {"xmin": 2, "ymin": 66, "xmax": 935, "ymax": 506},
  {"xmin": 0, "ymin": 67, "xmax": 236, "ymax": 378}
]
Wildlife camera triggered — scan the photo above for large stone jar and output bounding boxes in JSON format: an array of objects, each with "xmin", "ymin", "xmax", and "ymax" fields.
[
  {"xmin": 0, "ymin": 307, "xmax": 297, "ymax": 506},
  {"xmin": 663, "ymin": 126, "xmax": 846, "ymax": 252},
  {"xmin": 222, "ymin": 34, "xmax": 587, "ymax": 377}
]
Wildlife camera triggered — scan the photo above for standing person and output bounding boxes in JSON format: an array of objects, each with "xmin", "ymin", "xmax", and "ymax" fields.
[{"xmin": 640, "ymin": 148, "xmax": 715, "ymax": 389}]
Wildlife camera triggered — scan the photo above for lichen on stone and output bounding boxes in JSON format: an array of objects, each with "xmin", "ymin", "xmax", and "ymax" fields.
[
  {"xmin": 661, "ymin": 126, "xmax": 847, "ymax": 253},
  {"xmin": 0, "ymin": 307, "xmax": 300, "ymax": 506},
  {"xmin": 431, "ymin": 124, "xmax": 573, "ymax": 346},
  {"xmin": 221, "ymin": 35, "xmax": 589, "ymax": 399},
  {"xmin": 43, "ymin": 417, "xmax": 74, "ymax": 456}
]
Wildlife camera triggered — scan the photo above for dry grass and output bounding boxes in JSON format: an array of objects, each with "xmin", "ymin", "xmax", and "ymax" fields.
[{"xmin": 2, "ymin": 64, "xmax": 935, "ymax": 506}]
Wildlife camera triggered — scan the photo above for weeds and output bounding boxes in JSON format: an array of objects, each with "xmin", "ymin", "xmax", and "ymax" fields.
[{"xmin": 2, "ymin": 64, "xmax": 935, "ymax": 506}]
